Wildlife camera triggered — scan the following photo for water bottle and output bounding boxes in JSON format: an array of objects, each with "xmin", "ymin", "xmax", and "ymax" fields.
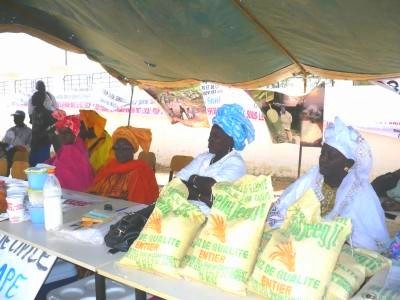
[{"xmin": 43, "ymin": 168, "xmax": 63, "ymax": 231}]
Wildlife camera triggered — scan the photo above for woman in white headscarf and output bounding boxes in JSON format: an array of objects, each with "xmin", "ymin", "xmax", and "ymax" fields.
[
  {"xmin": 178, "ymin": 104, "xmax": 255, "ymax": 214},
  {"xmin": 268, "ymin": 117, "xmax": 390, "ymax": 252}
]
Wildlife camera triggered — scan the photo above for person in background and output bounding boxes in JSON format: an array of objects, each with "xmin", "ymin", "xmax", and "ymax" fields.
[
  {"xmin": 177, "ymin": 103, "xmax": 255, "ymax": 215},
  {"xmin": 29, "ymin": 91, "xmax": 55, "ymax": 166},
  {"xmin": 280, "ymin": 106, "xmax": 293, "ymax": 142},
  {"xmin": 46, "ymin": 110, "xmax": 93, "ymax": 191},
  {"xmin": 268, "ymin": 117, "xmax": 390, "ymax": 252},
  {"xmin": 79, "ymin": 110, "xmax": 113, "ymax": 171},
  {"xmin": 88, "ymin": 126, "xmax": 159, "ymax": 204},
  {"xmin": 372, "ymin": 169, "xmax": 400, "ymax": 212},
  {"xmin": 28, "ymin": 80, "xmax": 58, "ymax": 117},
  {"xmin": 0, "ymin": 110, "xmax": 32, "ymax": 175}
]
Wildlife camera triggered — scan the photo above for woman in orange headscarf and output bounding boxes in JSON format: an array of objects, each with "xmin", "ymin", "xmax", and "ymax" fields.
[
  {"xmin": 88, "ymin": 126, "xmax": 159, "ymax": 204},
  {"xmin": 79, "ymin": 110, "xmax": 113, "ymax": 171}
]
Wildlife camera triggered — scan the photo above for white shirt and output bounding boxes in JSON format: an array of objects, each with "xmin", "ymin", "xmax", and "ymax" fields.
[
  {"xmin": 177, "ymin": 150, "xmax": 246, "ymax": 215},
  {"xmin": 177, "ymin": 150, "xmax": 246, "ymax": 182},
  {"xmin": 28, "ymin": 92, "xmax": 58, "ymax": 115},
  {"xmin": 2, "ymin": 125, "xmax": 32, "ymax": 151}
]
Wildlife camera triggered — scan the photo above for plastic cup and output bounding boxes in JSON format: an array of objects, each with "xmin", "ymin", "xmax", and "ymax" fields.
[
  {"xmin": 24, "ymin": 167, "xmax": 48, "ymax": 190},
  {"xmin": 6, "ymin": 194, "xmax": 26, "ymax": 223},
  {"xmin": 29, "ymin": 206, "xmax": 44, "ymax": 224}
]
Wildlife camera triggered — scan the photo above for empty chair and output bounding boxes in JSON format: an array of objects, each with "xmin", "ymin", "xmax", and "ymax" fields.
[
  {"xmin": 168, "ymin": 155, "xmax": 193, "ymax": 181},
  {"xmin": 11, "ymin": 161, "xmax": 29, "ymax": 180},
  {"xmin": 0, "ymin": 159, "xmax": 8, "ymax": 177},
  {"xmin": 137, "ymin": 151, "xmax": 156, "ymax": 171}
]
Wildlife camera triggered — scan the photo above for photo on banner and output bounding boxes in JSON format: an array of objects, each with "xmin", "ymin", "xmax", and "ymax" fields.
[
  {"xmin": 246, "ymin": 83, "xmax": 325, "ymax": 146},
  {"xmin": 141, "ymin": 84, "xmax": 209, "ymax": 127}
]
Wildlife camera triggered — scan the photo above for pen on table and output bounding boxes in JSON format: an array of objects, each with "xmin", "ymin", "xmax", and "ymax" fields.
[{"xmin": 115, "ymin": 206, "xmax": 129, "ymax": 212}]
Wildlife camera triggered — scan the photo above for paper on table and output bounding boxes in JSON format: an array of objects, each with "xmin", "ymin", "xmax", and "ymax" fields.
[
  {"xmin": 0, "ymin": 212, "xmax": 8, "ymax": 222},
  {"xmin": 53, "ymin": 206, "xmax": 140, "ymax": 245}
]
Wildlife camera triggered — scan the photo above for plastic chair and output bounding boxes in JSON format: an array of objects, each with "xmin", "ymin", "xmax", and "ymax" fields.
[
  {"xmin": 168, "ymin": 155, "xmax": 193, "ymax": 181},
  {"xmin": 13, "ymin": 149, "xmax": 29, "ymax": 162},
  {"xmin": 138, "ymin": 151, "xmax": 156, "ymax": 171},
  {"xmin": 11, "ymin": 161, "xmax": 29, "ymax": 180},
  {"xmin": 0, "ymin": 159, "xmax": 8, "ymax": 177}
]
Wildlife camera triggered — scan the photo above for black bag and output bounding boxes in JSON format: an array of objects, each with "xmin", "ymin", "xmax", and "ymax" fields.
[
  {"xmin": 104, "ymin": 204, "xmax": 155, "ymax": 253},
  {"xmin": 371, "ymin": 172, "xmax": 400, "ymax": 197}
]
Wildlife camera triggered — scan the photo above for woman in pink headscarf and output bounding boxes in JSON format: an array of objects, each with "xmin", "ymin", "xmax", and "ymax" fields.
[{"xmin": 46, "ymin": 110, "xmax": 94, "ymax": 191}]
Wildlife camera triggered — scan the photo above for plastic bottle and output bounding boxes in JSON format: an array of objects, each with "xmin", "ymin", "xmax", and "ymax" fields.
[{"xmin": 43, "ymin": 168, "xmax": 63, "ymax": 231}]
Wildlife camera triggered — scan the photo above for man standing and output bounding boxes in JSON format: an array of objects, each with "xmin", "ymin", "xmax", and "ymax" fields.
[
  {"xmin": 1, "ymin": 110, "xmax": 32, "ymax": 174},
  {"xmin": 28, "ymin": 80, "xmax": 58, "ymax": 117}
]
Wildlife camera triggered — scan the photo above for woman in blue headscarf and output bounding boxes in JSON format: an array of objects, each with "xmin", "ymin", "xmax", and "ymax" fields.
[{"xmin": 178, "ymin": 104, "xmax": 255, "ymax": 214}]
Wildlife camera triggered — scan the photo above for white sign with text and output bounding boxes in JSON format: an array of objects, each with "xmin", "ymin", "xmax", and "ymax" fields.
[{"xmin": 0, "ymin": 234, "xmax": 57, "ymax": 300}]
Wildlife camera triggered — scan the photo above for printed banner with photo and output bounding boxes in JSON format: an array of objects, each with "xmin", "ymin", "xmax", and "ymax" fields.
[
  {"xmin": 141, "ymin": 84, "xmax": 209, "ymax": 127},
  {"xmin": 246, "ymin": 84, "xmax": 325, "ymax": 146}
]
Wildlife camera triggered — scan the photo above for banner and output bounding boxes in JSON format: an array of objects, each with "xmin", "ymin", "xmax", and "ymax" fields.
[
  {"xmin": 324, "ymin": 85, "xmax": 400, "ymax": 139},
  {"xmin": 3, "ymin": 83, "xmax": 398, "ymax": 141},
  {"xmin": 7, "ymin": 87, "xmax": 164, "ymax": 116},
  {"xmin": 141, "ymin": 84, "xmax": 209, "ymax": 127},
  {"xmin": 371, "ymin": 78, "xmax": 400, "ymax": 95},
  {"xmin": 246, "ymin": 84, "xmax": 325, "ymax": 146},
  {"xmin": 0, "ymin": 234, "xmax": 57, "ymax": 300}
]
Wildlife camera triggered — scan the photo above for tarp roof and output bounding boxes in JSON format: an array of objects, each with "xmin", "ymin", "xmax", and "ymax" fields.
[{"xmin": 1, "ymin": 0, "xmax": 400, "ymax": 88}]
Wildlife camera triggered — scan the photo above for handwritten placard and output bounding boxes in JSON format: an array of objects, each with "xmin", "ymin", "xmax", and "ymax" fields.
[{"xmin": 0, "ymin": 234, "xmax": 57, "ymax": 300}]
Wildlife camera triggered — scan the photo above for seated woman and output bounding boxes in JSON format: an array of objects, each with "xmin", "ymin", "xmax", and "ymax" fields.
[
  {"xmin": 46, "ymin": 110, "xmax": 94, "ymax": 191},
  {"xmin": 268, "ymin": 117, "xmax": 390, "ymax": 252},
  {"xmin": 88, "ymin": 126, "xmax": 159, "ymax": 205},
  {"xmin": 79, "ymin": 110, "xmax": 113, "ymax": 171},
  {"xmin": 177, "ymin": 104, "xmax": 255, "ymax": 214}
]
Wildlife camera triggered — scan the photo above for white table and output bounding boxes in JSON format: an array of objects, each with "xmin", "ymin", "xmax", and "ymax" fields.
[
  {"xmin": 0, "ymin": 184, "xmax": 145, "ymax": 300},
  {"xmin": 97, "ymin": 262, "xmax": 259, "ymax": 300}
]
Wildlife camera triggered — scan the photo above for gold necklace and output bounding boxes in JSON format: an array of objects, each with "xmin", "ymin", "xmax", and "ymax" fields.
[{"xmin": 321, "ymin": 182, "xmax": 337, "ymax": 216}]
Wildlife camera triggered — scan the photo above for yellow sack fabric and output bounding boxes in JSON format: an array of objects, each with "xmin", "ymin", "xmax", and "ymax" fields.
[
  {"xmin": 341, "ymin": 244, "xmax": 392, "ymax": 277},
  {"xmin": 180, "ymin": 175, "xmax": 274, "ymax": 295},
  {"xmin": 324, "ymin": 249, "xmax": 366, "ymax": 299},
  {"xmin": 119, "ymin": 178, "xmax": 206, "ymax": 277},
  {"xmin": 248, "ymin": 188, "xmax": 352, "ymax": 299},
  {"xmin": 260, "ymin": 225, "xmax": 275, "ymax": 251}
]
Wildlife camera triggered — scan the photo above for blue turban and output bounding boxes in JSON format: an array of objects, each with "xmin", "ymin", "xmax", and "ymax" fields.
[{"xmin": 212, "ymin": 104, "xmax": 255, "ymax": 151}]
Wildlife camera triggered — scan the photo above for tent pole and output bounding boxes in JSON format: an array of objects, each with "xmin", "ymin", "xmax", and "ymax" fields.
[
  {"xmin": 297, "ymin": 74, "xmax": 308, "ymax": 178},
  {"xmin": 127, "ymin": 84, "xmax": 134, "ymax": 126},
  {"xmin": 297, "ymin": 145, "xmax": 303, "ymax": 178}
]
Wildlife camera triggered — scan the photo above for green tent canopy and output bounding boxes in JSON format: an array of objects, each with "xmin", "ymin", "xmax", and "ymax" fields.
[{"xmin": 1, "ymin": 0, "xmax": 400, "ymax": 88}]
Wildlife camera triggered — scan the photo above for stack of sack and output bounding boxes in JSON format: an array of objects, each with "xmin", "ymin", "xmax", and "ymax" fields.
[{"xmin": 118, "ymin": 176, "xmax": 398, "ymax": 299}]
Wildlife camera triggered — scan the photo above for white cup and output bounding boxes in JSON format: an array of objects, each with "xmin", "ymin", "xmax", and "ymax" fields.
[{"xmin": 6, "ymin": 194, "xmax": 26, "ymax": 223}]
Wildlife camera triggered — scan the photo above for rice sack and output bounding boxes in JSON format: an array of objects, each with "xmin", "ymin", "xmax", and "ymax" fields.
[
  {"xmin": 248, "ymin": 189, "xmax": 352, "ymax": 299},
  {"xmin": 341, "ymin": 244, "xmax": 392, "ymax": 277},
  {"xmin": 119, "ymin": 178, "xmax": 206, "ymax": 277},
  {"xmin": 324, "ymin": 249, "xmax": 366, "ymax": 299},
  {"xmin": 180, "ymin": 175, "xmax": 274, "ymax": 295}
]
